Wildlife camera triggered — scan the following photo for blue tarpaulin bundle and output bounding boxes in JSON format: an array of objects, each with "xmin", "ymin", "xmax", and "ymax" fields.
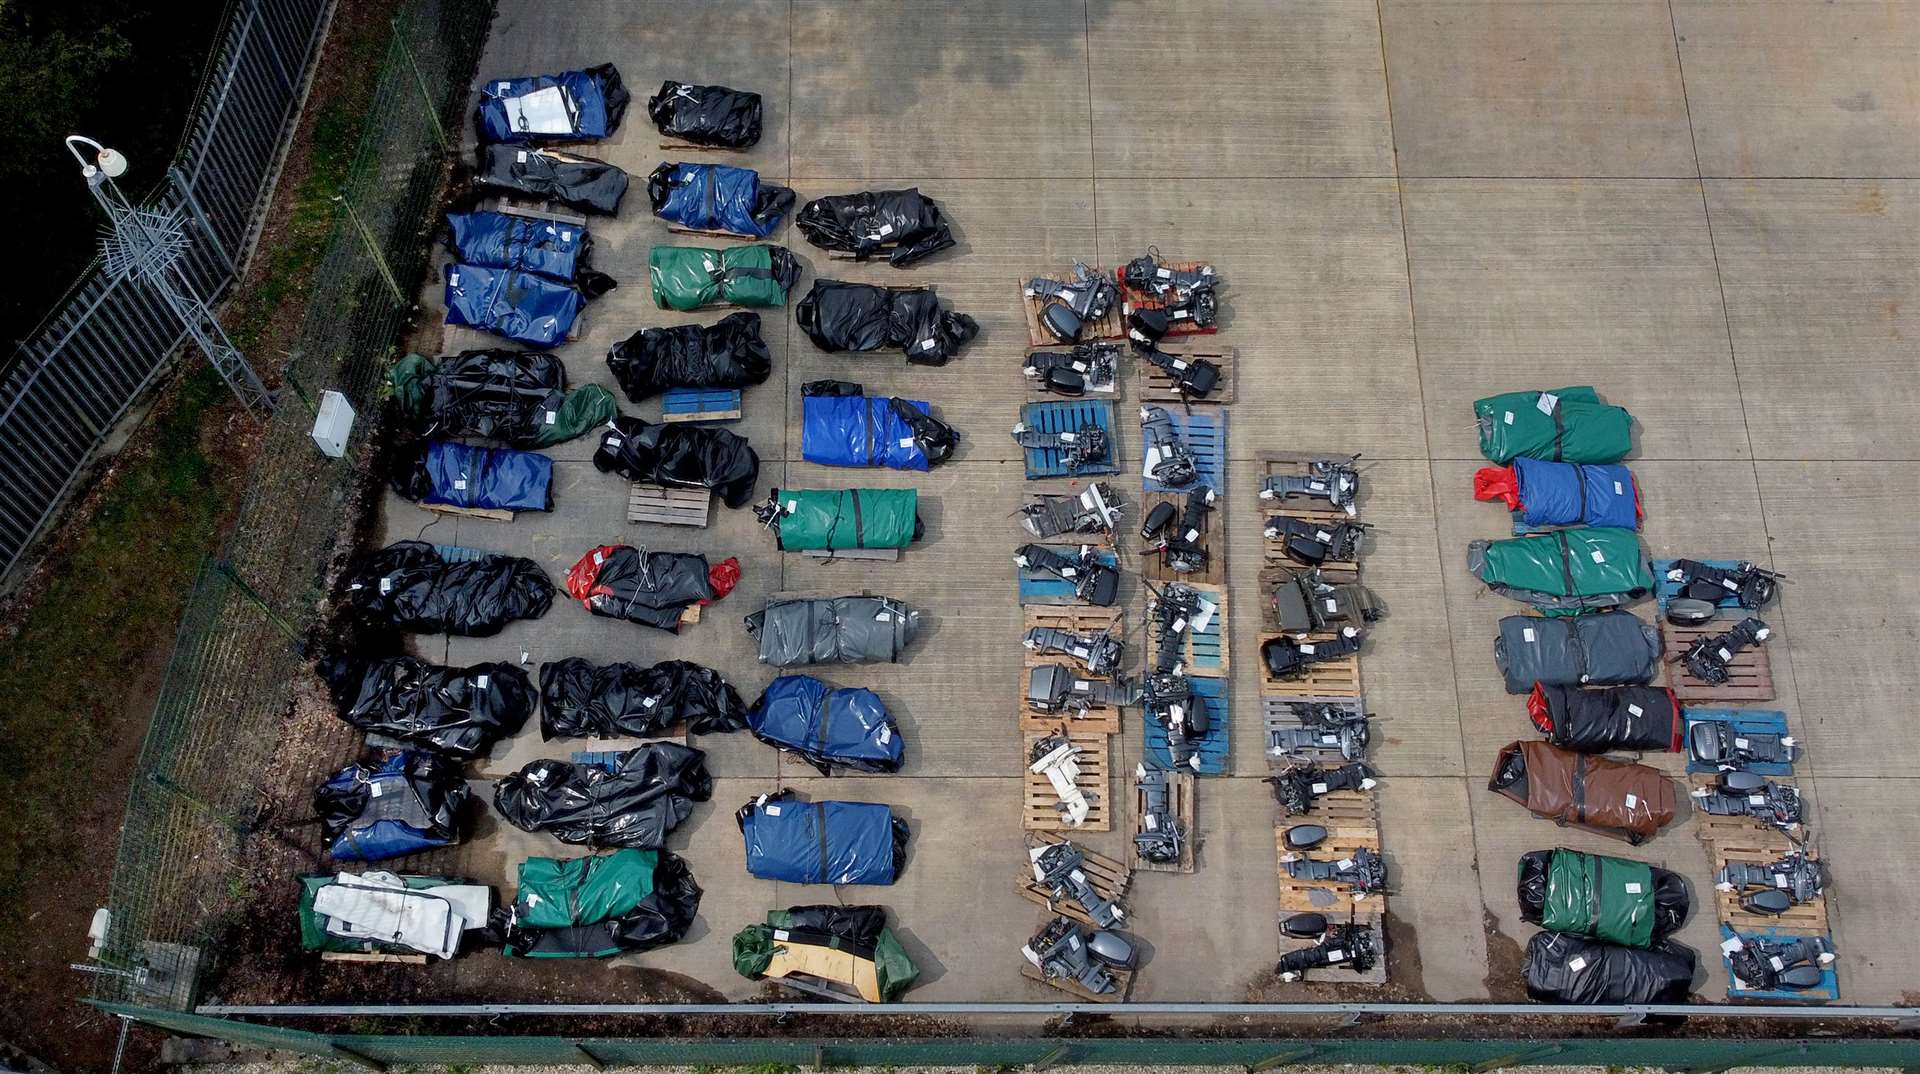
[
  {"xmin": 748, "ymin": 675, "xmax": 904, "ymax": 774},
  {"xmin": 736, "ymin": 793, "xmax": 909, "ymax": 886},
  {"xmin": 1475, "ymin": 457, "xmax": 1641, "ymax": 530},
  {"xmin": 800, "ymin": 384, "xmax": 956, "ymax": 470},
  {"xmin": 477, "ymin": 64, "xmax": 630, "ymax": 144},
  {"xmin": 392, "ymin": 440, "xmax": 553, "ymax": 512},
  {"xmin": 648, "ymin": 163, "xmax": 794, "ymax": 239},
  {"xmin": 445, "ymin": 263, "xmax": 587, "ymax": 347},
  {"xmin": 447, "ymin": 211, "xmax": 611, "ymax": 292},
  {"xmin": 313, "ymin": 751, "xmax": 471, "ymax": 862}
]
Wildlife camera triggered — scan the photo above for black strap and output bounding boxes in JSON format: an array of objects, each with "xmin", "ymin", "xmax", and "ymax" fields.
[
  {"xmin": 1588, "ymin": 853, "xmax": 1604, "ymax": 935},
  {"xmin": 1551, "ymin": 402, "xmax": 1566, "ymax": 462},
  {"xmin": 1554, "ymin": 531, "xmax": 1577, "ymax": 597},
  {"xmin": 1572, "ymin": 753, "xmax": 1587, "ymax": 826},
  {"xmin": 702, "ymin": 167, "xmax": 716, "ymax": 230},
  {"xmin": 815, "ymin": 691, "xmax": 833, "ymax": 752},
  {"xmin": 863, "ymin": 398, "xmax": 875, "ymax": 465},
  {"xmin": 814, "ymin": 804, "xmax": 831, "ymax": 884},
  {"xmin": 851, "ymin": 489, "xmax": 865, "ymax": 548},
  {"xmin": 1574, "ymin": 464, "xmax": 1589, "ymax": 522}
]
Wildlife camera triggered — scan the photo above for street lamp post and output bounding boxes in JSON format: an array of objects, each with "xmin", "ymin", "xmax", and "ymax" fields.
[{"xmin": 65, "ymin": 134, "xmax": 275, "ymax": 419}]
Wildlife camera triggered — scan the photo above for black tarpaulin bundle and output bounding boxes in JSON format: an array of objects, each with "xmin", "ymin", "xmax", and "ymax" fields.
[
  {"xmin": 539, "ymin": 658, "xmax": 749, "ymax": 739},
  {"xmin": 563, "ymin": 544, "xmax": 738, "ymax": 634},
  {"xmin": 314, "ymin": 750, "xmax": 472, "ymax": 862},
  {"xmin": 320, "ymin": 653, "xmax": 533, "ymax": 760},
  {"xmin": 605, "ymin": 311, "xmax": 773, "ymax": 401},
  {"xmin": 796, "ymin": 189, "xmax": 956, "ymax": 267},
  {"xmin": 340, "ymin": 541, "xmax": 553, "ymax": 637},
  {"xmin": 591, "ymin": 415, "xmax": 761, "ymax": 507},
  {"xmin": 794, "ymin": 280, "xmax": 978, "ymax": 366},
  {"xmin": 647, "ymin": 80, "xmax": 762, "ymax": 148},
  {"xmin": 386, "ymin": 350, "xmax": 617, "ymax": 449},
  {"xmin": 476, "ymin": 145, "xmax": 629, "ymax": 216},
  {"xmin": 1523, "ymin": 931, "xmax": 1695, "ymax": 1004},
  {"xmin": 493, "ymin": 742, "xmax": 713, "ymax": 849},
  {"xmin": 1527, "ymin": 682, "xmax": 1681, "ymax": 753}
]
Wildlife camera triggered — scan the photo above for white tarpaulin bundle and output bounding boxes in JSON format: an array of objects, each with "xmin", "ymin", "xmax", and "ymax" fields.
[{"xmin": 311, "ymin": 872, "xmax": 492, "ymax": 959}]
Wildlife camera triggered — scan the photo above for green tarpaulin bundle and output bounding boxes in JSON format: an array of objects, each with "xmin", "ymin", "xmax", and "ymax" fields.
[
  {"xmin": 499, "ymin": 848, "xmax": 701, "ymax": 958},
  {"xmin": 763, "ymin": 488, "xmax": 920, "ymax": 552},
  {"xmin": 1517, "ymin": 848, "xmax": 1689, "ymax": 948},
  {"xmin": 1475, "ymin": 386, "xmax": 1633, "ymax": 465},
  {"xmin": 650, "ymin": 244, "xmax": 800, "ymax": 311},
  {"xmin": 731, "ymin": 905, "xmax": 919, "ymax": 1002},
  {"xmin": 1467, "ymin": 527, "xmax": 1651, "ymax": 614}
]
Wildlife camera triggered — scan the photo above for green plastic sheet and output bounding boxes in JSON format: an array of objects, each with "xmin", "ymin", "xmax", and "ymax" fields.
[
  {"xmin": 773, "ymin": 488, "xmax": 918, "ymax": 551},
  {"xmin": 1475, "ymin": 386, "xmax": 1633, "ymax": 465}
]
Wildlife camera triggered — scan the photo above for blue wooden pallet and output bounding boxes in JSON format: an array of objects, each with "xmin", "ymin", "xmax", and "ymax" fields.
[
  {"xmin": 431, "ymin": 543, "xmax": 488, "ymax": 563},
  {"xmin": 1652, "ymin": 558, "xmax": 1746, "ymax": 612},
  {"xmin": 1141, "ymin": 408, "xmax": 1226, "ymax": 494},
  {"xmin": 1721, "ymin": 924, "xmax": 1839, "ymax": 1002},
  {"xmin": 1020, "ymin": 399, "xmax": 1119, "ymax": 479},
  {"xmin": 569, "ymin": 750, "xmax": 625, "ymax": 773},
  {"xmin": 1144, "ymin": 674, "xmax": 1230, "ymax": 775},
  {"xmin": 1684, "ymin": 708, "xmax": 1794, "ymax": 776},
  {"xmin": 662, "ymin": 387, "xmax": 742, "ymax": 423},
  {"xmin": 1149, "ymin": 585, "xmax": 1227, "ymax": 677},
  {"xmin": 1018, "ymin": 546, "xmax": 1120, "ymax": 605}
]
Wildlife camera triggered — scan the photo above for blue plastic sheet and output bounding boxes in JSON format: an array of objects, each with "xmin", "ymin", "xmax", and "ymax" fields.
[
  {"xmin": 477, "ymin": 65, "xmax": 629, "ymax": 144},
  {"xmin": 801, "ymin": 395, "xmax": 934, "ymax": 471},
  {"xmin": 1515, "ymin": 457, "xmax": 1639, "ymax": 529},
  {"xmin": 748, "ymin": 675, "xmax": 904, "ymax": 773},
  {"xmin": 738, "ymin": 795, "xmax": 906, "ymax": 885},
  {"xmin": 448, "ymin": 211, "xmax": 585, "ymax": 282},
  {"xmin": 648, "ymin": 163, "xmax": 791, "ymax": 239},
  {"xmin": 445, "ymin": 263, "xmax": 585, "ymax": 346},
  {"xmin": 422, "ymin": 441, "xmax": 552, "ymax": 512}
]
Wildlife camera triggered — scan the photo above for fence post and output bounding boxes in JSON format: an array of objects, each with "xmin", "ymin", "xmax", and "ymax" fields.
[
  {"xmin": 390, "ymin": 16, "xmax": 449, "ymax": 151},
  {"xmin": 211, "ymin": 559, "xmax": 302, "ymax": 644},
  {"xmin": 332, "ymin": 194, "xmax": 409, "ymax": 307}
]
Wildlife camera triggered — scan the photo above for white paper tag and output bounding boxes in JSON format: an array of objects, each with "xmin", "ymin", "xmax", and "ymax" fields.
[
  {"xmin": 876, "ymin": 222, "xmax": 894, "ymax": 237},
  {"xmin": 1171, "ymin": 616, "xmax": 1188, "ymax": 633},
  {"xmin": 876, "ymin": 612, "xmax": 892, "ymax": 622},
  {"xmin": 773, "ymin": 929, "xmax": 790, "ymax": 941},
  {"xmin": 899, "ymin": 437, "xmax": 916, "ymax": 448},
  {"xmin": 878, "ymin": 724, "xmax": 891, "ymax": 744},
  {"xmin": 1734, "ymin": 737, "xmax": 1750, "ymax": 749},
  {"xmin": 453, "ymin": 478, "xmax": 468, "ymax": 490},
  {"xmin": 1172, "ymin": 359, "xmax": 1189, "ymax": 371},
  {"xmin": 379, "ymin": 577, "xmax": 392, "ymax": 594},
  {"xmin": 368, "ymin": 781, "xmax": 385, "ymax": 798},
  {"xmin": 475, "ymin": 674, "xmax": 489, "ymax": 689},
  {"xmin": 1627, "ymin": 703, "xmax": 1644, "ymax": 717},
  {"xmin": 764, "ymin": 804, "xmax": 781, "ymax": 816},
  {"xmin": 1718, "ymin": 647, "xmax": 1734, "ymax": 661},
  {"xmin": 1073, "ymin": 680, "xmax": 1090, "ymax": 691},
  {"xmin": 1522, "ymin": 627, "xmax": 1536, "ymax": 642},
  {"xmin": 449, "ymin": 272, "xmax": 460, "ymax": 286},
  {"xmin": 1537, "ymin": 392, "xmax": 1559, "ymax": 415},
  {"xmin": 1144, "ymin": 814, "xmax": 1158, "ymax": 830},
  {"xmin": 1338, "ymin": 858, "xmax": 1354, "ymax": 869},
  {"xmin": 1613, "ymin": 480, "xmax": 1624, "ymax": 495},
  {"xmin": 1184, "ymin": 528, "xmax": 1201, "ymax": 542},
  {"xmin": 1299, "ymin": 643, "xmax": 1316, "ymax": 655},
  {"xmin": 1773, "ymin": 872, "xmax": 1788, "ymax": 887},
  {"xmin": 606, "ymin": 436, "xmax": 623, "ymax": 448},
  {"xmin": 1568, "ymin": 956, "xmax": 1588, "ymax": 973},
  {"xmin": 516, "ymin": 150, "xmax": 527, "ymax": 163},
  {"xmin": 786, "ymin": 499, "xmax": 798, "ymax": 512},
  {"xmin": 1590, "ymin": 549, "xmax": 1606, "ymax": 564},
  {"xmin": 1071, "ymin": 360, "xmax": 1088, "ymax": 372},
  {"xmin": 1315, "ymin": 529, "xmax": 1332, "ymax": 542},
  {"xmin": 1624, "ymin": 793, "xmax": 1639, "ymax": 808},
  {"xmin": 1156, "ymin": 267, "xmax": 1172, "ymax": 279},
  {"xmin": 642, "ymin": 696, "xmax": 658, "ymax": 708},
  {"xmin": 544, "ymin": 410, "xmax": 556, "ymax": 425},
  {"xmin": 1311, "ymin": 782, "xmax": 1329, "ymax": 794},
  {"xmin": 1061, "ymin": 566, "xmax": 1077, "ymax": 577},
  {"xmin": 1327, "ymin": 949, "xmax": 1345, "ymax": 962},
  {"xmin": 1623, "ymin": 882, "xmax": 1643, "ymax": 894},
  {"xmin": 1325, "ymin": 598, "xmax": 1339, "ymax": 612},
  {"xmin": 1503, "ymin": 411, "xmax": 1515, "ymax": 425},
  {"xmin": 592, "ymin": 551, "xmax": 604, "ymax": 565},
  {"xmin": 1722, "ymin": 936, "xmax": 1745, "ymax": 954}
]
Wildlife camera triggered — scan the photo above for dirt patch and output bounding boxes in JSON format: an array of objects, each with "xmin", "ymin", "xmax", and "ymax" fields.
[{"xmin": 1481, "ymin": 907, "xmax": 1529, "ymax": 1002}]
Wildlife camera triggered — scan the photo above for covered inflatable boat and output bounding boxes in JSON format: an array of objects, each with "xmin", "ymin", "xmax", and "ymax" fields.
[
  {"xmin": 650, "ymin": 244, "xmax": 799, "ymax": 311},
  {"xmin": 748, "ymin": 675, "xmax": 904, "ymax": 774},
  {"xmin": 1495, "ymin": 611, "xmax": 1659, "ymax": 694},
  {"xmin": 476, "ymin": 145, "xmax": 628, "ymax": 216},
  {"xmin": 800, "ymin": 381, "xmax": 958, "ymax": 470},
  {"xmin": 493, "ymin": 743, "xmax": 713, "ymax": 849},
  {"xmin": 320, "ymin": 653, "xmax": 533, "ymax": 760},
  {"xmin": 477, "ymin": 64, "xmax": 630, "ymax": 144},
  {"xmin": 1474, "ymin": 456, "xmax": 1641, "ymax": 530},
  {"xmin": 732, "ymin": 905, "xmax": 920, "ymax": 1002},
  {"xmin": 795, "ymin": 189, "xmax": 956, "ymax": 267},
  {"xmin": 756, "ymin": 487, "xmax": 921, "ymax": 553},
  {"xmin": 500, "ymin": 849, "xmax": 701, "ymax": 958},
  {"xmin": 794, "ymin": 279, "xmax": 978, "ymax": 365},
  {"xmin": 593, "ymin": 416, "xmax": 761, "ymax": 508},
  {"xmin": 386, "ymin": 351, "xmax": 616, "ymax": 449},
  {"xmin": 1527, "ymin": 682, "xmax": 1680, "ymax": 753},
  {"xmin": 1518, "ymin": 848, "xmax": 1689, "ymax": 947},
  {"xmin": 444, "ymin": 262, "xmax": 588, "ymax": 347},
  {"xmin": 340, "ymin": 540, "xmax": 553, "ymax": 637},
  {"xmin": 746, "ymin": 595, "xmax": 921, "ymax": 667},
  {"xmin": 606, "ymin": 311, "xmax": 772, "ymax": 402},
  {"xmin": 647, "ymin": 80, "xmax": 762, "ymax": 149},
  {"xmin": 446, "ymin": 210, "xmax": 613, "ymax": 294},
  {"xmin": 737, "ymin": 792, "xmax": 910, "ymax": 886},
  {"xmin": 314, "ymin": 750, "xmax": 471, "ymax": 862},
  {"xmin": 1489, "ymin": 740, "xmax": 1676, "ymax": 844},
  {"xmin": 299, "ymin": 872, "xmax": 492, "ymax": 959},
  {"xmin": 648, "ymin": 162, "xmax": 793, "ymax": 238},
  {"xmin": 539, "ymin": 658, "xmax": 748, "ymax": 739},
  {"xmin": 1468, "ymin": 528, "xmax": 1652, "ymax": 613},
  {"xmin": 390, "ymin": 440, "xmax": 553, "ymax": 513},
  {"xmin": 1475, "ymin": 386, "xmax": 1633, "ymax": 465},
  {"xmin": 563, "ymin": 544, "xmax": 737, "ymax": 633},
  {"xmin": 1523, "ymin": 931, "xmax": 1694, "ymax": 1004}
]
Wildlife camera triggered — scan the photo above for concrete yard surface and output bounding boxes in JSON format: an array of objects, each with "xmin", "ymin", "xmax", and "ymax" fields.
[{"xmin": 347, "ymin": 0, "xmax": 1920, "ymax": 1010}]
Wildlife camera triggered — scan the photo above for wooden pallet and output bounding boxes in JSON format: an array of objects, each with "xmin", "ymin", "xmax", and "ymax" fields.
[
  {"xmin": 1019, "ymin": 685, "xmax": 1123, "ymax": 736},
  {"xmin": 1136, "ymin": 346, "xmax": 1236, "ymax": 405},
  {"xmin": 483, "ymin": 197, "xmax": 587, "ymax": 228},
  {"xmin": 658, "ymin": 140, "xmax": 739, "ymax": 153},
  {"xmin": 1014, "ymin": 833, "xmax": 1133, "ymax": 927},
  {"xmin": 628, "ymin": 482, "xmax": 712, "ymax": 527},
  {"xmin": 1133, "ymin": 770, "xmax": 1197, "ymax": 874},
  {"xmin": 1115, "ymin": 260, "xmax": 1219, "ymax": 338},
  {"xmin": 1141, "ymin": 490, "xmax": 1227, "ymax": 585},
  {"xmin": 421, "ymin": 502, "xmax": 514, "ymax": 522},
  {"xmin": 1020, "ymin": 271, "xmax": 1125, "ymax": 348},
  {"xmin": 799, "ymin": 546, "xmax": 900, "ymax": 561},
  {"xmin": 1257, "ymin": 452, "xmax": 1363, "ymax": 580},
  {"xmin": 1707, "ymin": 841, "xmax": 1830, "ymax": 936},
  {"xmin": 1023, "ymin": 728, "xmax": 1111, "ymax": 832},
  {"xmin": 1257, "ymin": 632, "xmax": 1363, "ymax": 698},
  {"xmin": 1690, "ymin": 774, "xmax": 1801, "ymax": 854},
  {"xmin": 1662, "ymin": 617, "xmax": 1776, "ymax": 701},
  {"xmin": 1262, "ymin": 695, "xmax": 1368, "ymax": 769},
  {"xmin": 1019, "ymin": 399, "xmax": 1120, "ymax": 479},
  {"xmin": 666, "ymin": 225, "xmax": 757, "ymax": 242},
  {"xmin": 1020, "ymin": 958, "xmax": 1133, "ymax": 1002},
  {"xmin": 1275, "ymin": 911, "xmax": 1389, "ymax": 985},
  {"xmin": 661, "ymin": 387, "xmax": 743, "ymax": 424},
  {"xmin": 320, "ymin": 950, "xmax": 429, "ymax": 965},
  {"xmin": 1274, "ymin": 790, "xmax": 1386, "ymax": 916},
  {"xmin": 1021, "ymin": 605, "xmax": 1125, "ymax": 670}
]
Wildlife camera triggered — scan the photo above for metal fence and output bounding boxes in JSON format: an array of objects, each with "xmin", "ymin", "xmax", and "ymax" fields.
[
  {"xmin": 87, "ymin": 0, "xmax": 495, "ymax": 1009},
  {"xmin": 0, "ymin": 0, "xmax": 331, "ymax": 580}
]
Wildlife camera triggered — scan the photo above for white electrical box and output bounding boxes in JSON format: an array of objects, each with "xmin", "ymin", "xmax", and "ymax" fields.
[{"xmin": 311, "ymin": 390, "xmax": 355, "ymax": 458}]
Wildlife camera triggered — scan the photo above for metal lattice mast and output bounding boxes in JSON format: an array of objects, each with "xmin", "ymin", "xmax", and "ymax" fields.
[{"xmin": 66, "ymin": 135, "xmax": 276, "ymax": 419}]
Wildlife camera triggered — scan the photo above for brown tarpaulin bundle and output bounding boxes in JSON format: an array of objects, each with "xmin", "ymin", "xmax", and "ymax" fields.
[{"xmin": 1488, "ymin": 740, "xmax": 1675, "ymax": 844}]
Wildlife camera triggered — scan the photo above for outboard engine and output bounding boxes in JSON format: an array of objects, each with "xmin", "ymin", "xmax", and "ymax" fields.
[
  {"xmin": 1020, "ymin": 482, "xmax": 1123, "ymax": 540},
  {"xmin": 1281, "ymin": 846, "xmax": 1387, "ymax": 895},
  {"xmin": 1680, "ymin": 616, "xmax": 1771, "ymax": 685},
  {"xmin": 1024, "ymin": 342, "xmax": 1119, "ymax": 395},
  {"xmin": 1016, "ymin": 543, "xmax": 1120, "ymax": 607},
  {"xmin": 1140, "ymin": 405, "xmax": 1201, "ymax": 489},
  {"xmin": 1030, "ymin": 841, "xmax": 1124, "ymax": 927},
  {"xmin": 1726, "ymin": 932, "xmax": 1834, "ymax": 992},
  {"xmin": 1260, "ymin": 456, "xmax": 1361, "ymax": 516},
  {"xmin": 1133, "ymin": 764, "xmax": 1186, "ymax": 865},
  {"xmin": 1691, "ymin": 772, "xmax": 1803, "ymax": 831},
  {"xmin": 1025, "ymin": 263, "xmax": 1118, "ymax": 344},
  {"xmin": 1687, "ymin": 720, "xmax": 1798, "ymax": 769},
  {"xmin": 1262, "ymin": 629, "xmax": 1365, "ymax": 679},
  {"xmin": 1274, "ymin": 919, "xmax": 1378, "ymax": 981},
  {"xmin": 1264, "ymin": 516, "xmax": 1368, "ymax": 566},
  {"xmin": 1265, "ymin": 761, "xmax": 1376, "ymax": 816},
  {"xmin": 1665, "ymin": 559, "xmax": 1781, "ymax": 610},
  {"xmin": 1012, "ymin": 422, "xmax": 1110, "ymax": 475},
  {"xmin": 1023, "ymin": 625, "xmax": 1125, "ymax": 678},
  {"xmin": 1267, "ymin": 703, "xmax": 1371, "ymax": 762},
  {"xmin": 1026, "ymin": 663, "xmax": 1139, "ymax": 717}
]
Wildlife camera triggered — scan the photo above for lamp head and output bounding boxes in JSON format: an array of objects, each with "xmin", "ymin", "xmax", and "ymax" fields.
[{"xmin": 95, "ymin": 148, "xmax": 127, "ymax": 178}]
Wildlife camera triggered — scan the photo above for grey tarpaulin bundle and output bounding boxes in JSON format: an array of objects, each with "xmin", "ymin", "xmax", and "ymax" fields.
[
  {"xmin": 538, "ymin": 658, "xmax": 748, "ymax": 739},
  {"xmin": 605, "ymin": 311, "xmax": 773, "ymax": 401},
  {"xmin": 794, "ymin": 280, "xmax": 978, "ymax": 365},
  {"xmin": 492, "ymin": 742, "xmax": 713, "ymax": 849},
  {"xmin": 340, "ymin": 541, "xmax": 553, "ymax": 637},
  {"xmin": 1493, "ymin": 611, "xmax": 1658, "ymax": 694},
  {"xmin": 795, "ymin": 189, "xmax": 956, "ymax": 267},
  {"xmin": 746, "ymin": 595, "xmax": 920, "ymax": 666},
  {"xmin": 320, "ymin": 653, "xmax": 533, "ymax": 760},
  {"xmin": 592, "ymin": 416, "xmax": 761, "ymax": 508}
]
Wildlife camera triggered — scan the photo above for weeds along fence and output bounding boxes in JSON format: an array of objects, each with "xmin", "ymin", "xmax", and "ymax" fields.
[
  {"xmin": 87, "ymin": 0, "xmax": 495, "ymax": 1009},
  {"xmin": 0, "ymin": 0, "xmax": 331, "ymax": 581}
]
